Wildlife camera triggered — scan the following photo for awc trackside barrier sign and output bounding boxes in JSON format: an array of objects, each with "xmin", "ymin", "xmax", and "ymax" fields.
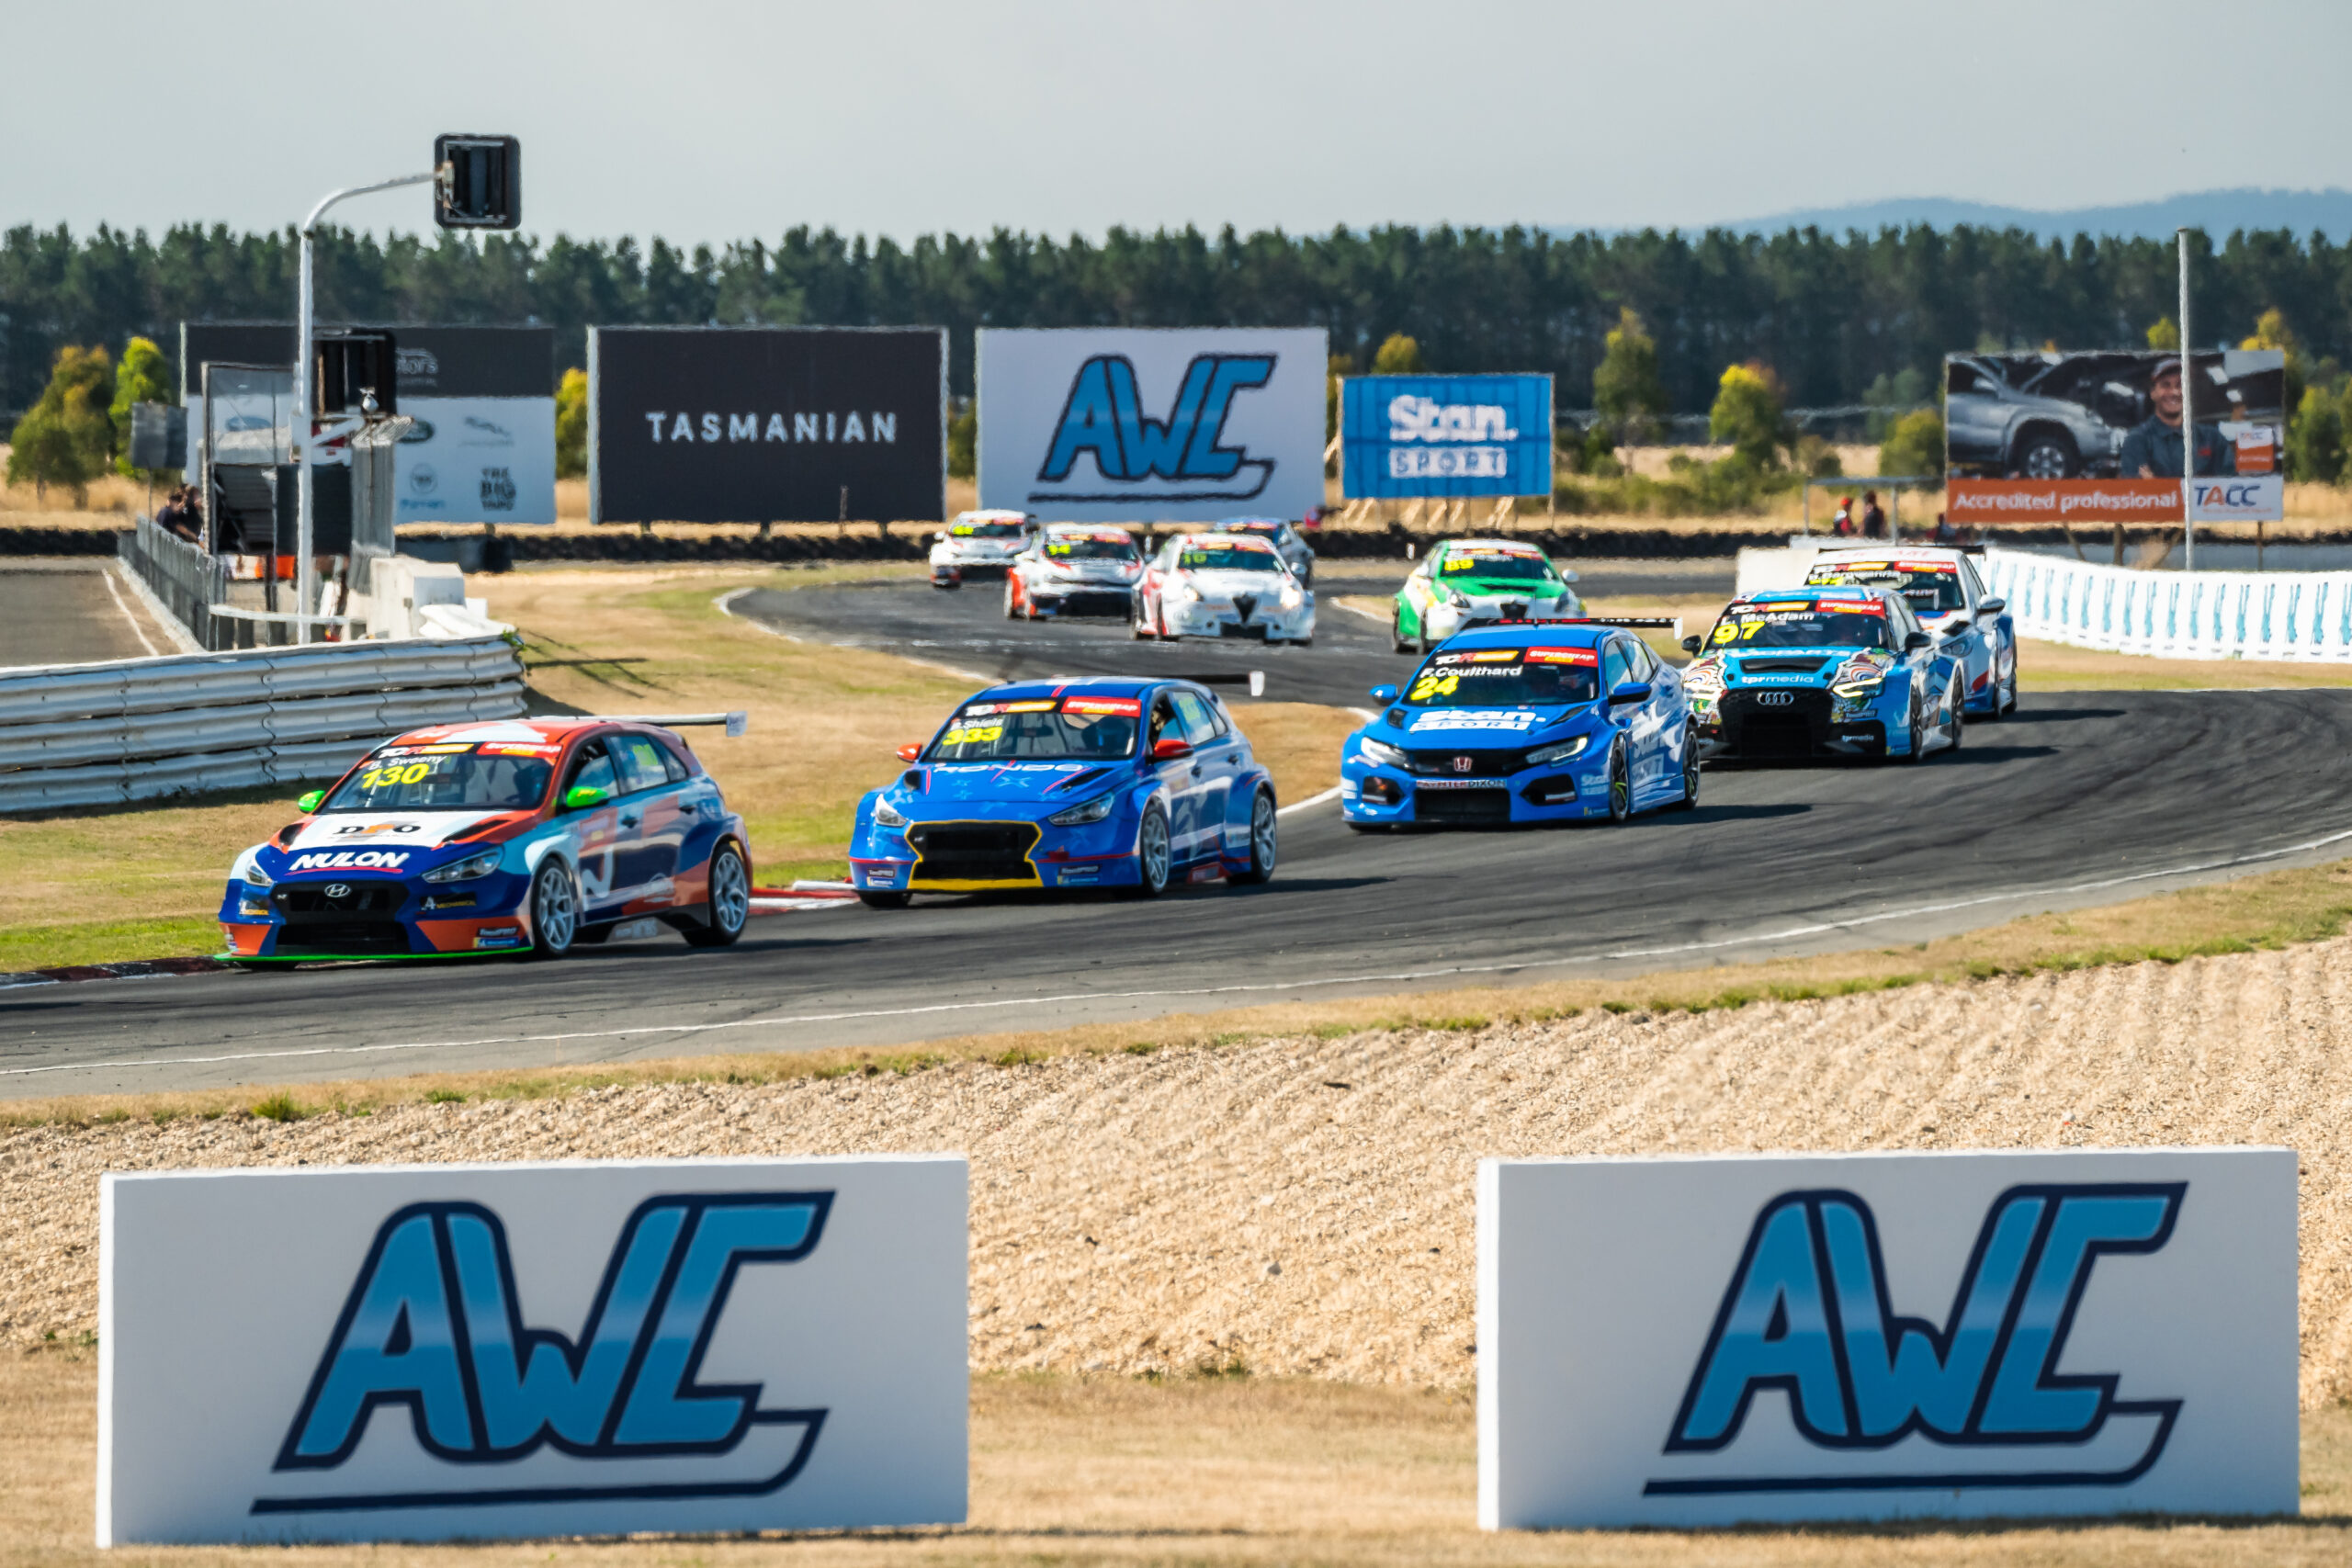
[
  {"xmin": 1477, "ymin": 1150, "xmax": 2296, "ymax": 1528},
  {"xmin": 99, "ymin": 1157, "xmax": 967, "ymax": 1543},
  {"xmin": 977, "ymin": 327, "xmax": 1326, "ymax": 522}
]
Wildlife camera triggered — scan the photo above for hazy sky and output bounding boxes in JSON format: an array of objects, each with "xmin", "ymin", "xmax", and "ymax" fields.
[{"xmin": 7, "ymin": 0, "xmax": 2346, "ymax": 244}]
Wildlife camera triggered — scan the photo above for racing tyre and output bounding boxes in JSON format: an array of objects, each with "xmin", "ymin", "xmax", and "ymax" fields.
[
  {"xmin": 684, "ymin": 843, "xmax": 750, "ymax": 948},
  {"xmin": 1391, "ymin": 610, "xmax": 1415, "ymax": 655},
  {"xmin": 1939, "ymin": 675, "xmax": 1964, "ymax": 754},
  {"xmin": 858, "ymin": 890, "xmax": 910, "ymax": 909},
  {"xmin": 525, "ymin": 860, "xmax": 579, "ymax": 960},
  {"xmin": 1901, "ymin": 690, "xmax": 1929, "ymax": 764},
  {"xmin": 1667, "ymin": 729, "xmax": 1701, "ymax": 811},
  {"xmin": 1128, "ymin": 804, "xmax": 1173, "ymax": 897},
  {"xmin": 2000, "ymin": 666, "xmax": 2018, "ymax": 716},
  {"xmin": 1228, "ymin": 789, "xmax": 1279, "ymax": 885},
  {"xmin": 1603, "ymin": 742, "xmax": 1633, "ymax": 824},
  {"xmin": 1003, "ymin": 581, "xmax": 1021, "ymax": 619},
  {"xmin": 1131, "ymin": 599, "xmax": 1157, "ymax": 640}
]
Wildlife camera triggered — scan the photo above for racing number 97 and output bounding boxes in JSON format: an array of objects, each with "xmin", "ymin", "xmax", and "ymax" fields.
[{"xmin": 360, "ymin": 761, "xmax": 431, "ymax": 789}]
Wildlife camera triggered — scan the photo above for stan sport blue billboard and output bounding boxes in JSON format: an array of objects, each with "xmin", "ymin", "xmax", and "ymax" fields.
[{"xmin": 1341, "ymin": 374, "xmax": 1554, "ymax": 500}]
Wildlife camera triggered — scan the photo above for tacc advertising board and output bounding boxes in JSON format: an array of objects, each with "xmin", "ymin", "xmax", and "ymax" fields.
[
  {"xmin": 394, "ymin": 398, "xmax": 557, "ymax": 525},
  {"xmin": 1340, "ymin": 374, "xmax": 1554, "ymax": 499},
  {"xmin": 589, "ymin": 327, "xmax": 945, "ymax": 525},
  {"xmin": 977, "ymin": 328, "xmax": 1327, "ymax": 522},
  {"xmin": 1478, "ymin": 1149, "xmax": 2296, "ymax": 1529},
  {"xmin": 99, "ymin": 1156, "xmax": 968, "ymax": 1544}
]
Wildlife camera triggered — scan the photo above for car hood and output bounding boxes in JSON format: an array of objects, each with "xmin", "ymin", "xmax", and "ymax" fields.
[
  {"xmin": 263, "ymin": 811, "xmax": 521, "ymax": 875},
  {"xmin": 901, "ymin": 761, "xmax": 1125, "ymax": 810},
  {"xmin": 1437, "ymin": 576, "xmax": 1570, "ymax": 600},
  {"xmin": 1376, "ymin": 702, "xmax": 1594, "ymax": 740},
  {"xmin": 1719, "ymin": 648, "xmax": 1897, "ymax": 686},
  {"xmin": 1181, "ymin": 570, "xmax": 1295, "ymax": 597}
]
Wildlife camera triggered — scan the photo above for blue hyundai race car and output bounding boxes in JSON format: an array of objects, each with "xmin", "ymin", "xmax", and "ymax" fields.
[
  {"xmin": 1679, "ymin": 584, "xmax": 1966, "ymax": 761},
  {"xmin": 848, "ymin": 677, "xmax": 1278, "ymax": 906},
  {"xmin": 1340, "ymin": 622, "xmax": 1698, "ymax": 829},
  {"xmin": 1801, "ymin": 545, "xmax": 2018, "ymax": 718}
]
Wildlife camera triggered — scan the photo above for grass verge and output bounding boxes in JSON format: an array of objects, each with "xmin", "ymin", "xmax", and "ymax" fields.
[
  {"xmin": 13, "ymin": 855, "xmax": 2352, "ymax": 1131},
  {"xmin": 2, "ymin": 1349, "xmax": 2346, "ymax": 1562}
]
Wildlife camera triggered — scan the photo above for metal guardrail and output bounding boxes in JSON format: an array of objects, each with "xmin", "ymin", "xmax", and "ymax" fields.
[
  {"xmin": 0, "ymin": 637, "xmax": 526, "ymax": 814},
  {"xmin": 119, "ymin": 518, "xmax": 232, "ymax": 650}
]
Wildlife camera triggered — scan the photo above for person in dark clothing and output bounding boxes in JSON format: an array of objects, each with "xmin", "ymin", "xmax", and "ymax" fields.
[
  {"xmin": 2119, "ymin": 356, "xmax": 2236, "ymax": 479},
  {"xmin": 1860, "ymin": 490, "xmax": 1886, "ymax": 538}
]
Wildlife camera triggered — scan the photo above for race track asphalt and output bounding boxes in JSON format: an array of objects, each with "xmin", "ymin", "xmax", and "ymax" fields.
[{"xmin": 10, "ymin": 570, "xmax": 2350, "ymax": 1100}]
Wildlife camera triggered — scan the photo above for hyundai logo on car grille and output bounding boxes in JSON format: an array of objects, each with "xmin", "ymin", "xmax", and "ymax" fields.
[
  {"xmin": 322, "ymin": 883, "xmax": 352, "ymax": 899},
  {"xmin": 1755, "ymin": 692, "xmax": 1797, "ymax": 707}
]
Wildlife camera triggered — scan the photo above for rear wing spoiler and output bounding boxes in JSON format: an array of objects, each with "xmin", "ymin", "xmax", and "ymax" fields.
[
  {"xmin": 1489, "ymin": 615, "xmax": 1686, "ymax": 639},
  {"xmin": 595, "ymin": 711, "xmax": 750, "ymax": 737},
  {"xmin": 1166, "ymin": 671, "xmax": 1267, "ymax": 697}
]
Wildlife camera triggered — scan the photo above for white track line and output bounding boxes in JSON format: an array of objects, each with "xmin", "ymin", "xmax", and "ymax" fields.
[
  {"xmin": 97, "ymin": 564, "xmax": 162, "ymax": 658},
  {"xmin": 714, "ymin": 585, "xmax": 992, "ymax": 682},
  {"xmin": 1335, "ymin": 599, "xmax": 1390, "ymax": 624},
  {"xmin": 17, "ymin": 821, "xmax": 2352, "ymax": 1082},
  {"xmin": 1278, "ymin": 786, "xmax": 1340, "ymax": 816}
]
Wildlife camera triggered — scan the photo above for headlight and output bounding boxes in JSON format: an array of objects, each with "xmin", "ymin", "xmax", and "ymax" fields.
[
  {"xmin": 1046, "ymin": 791, "xmax": 1118, "ymax": 827},
  {"xmin": 1526, "ymin": 735, "xmax": 1590, "ymax": 766},
  {"xmin": 1831, "ymin": 679, "xmax": 1884, "ymax": 700},
  {"xmin": 1279, "ymin": 585, "xmax": 1303, "ymax": 609},
  {"xmin": 232, "ymin": 852, "xmax": 273, "ymax": 889},
  {"xmin": 423, "ymin": 848, "xmax": 503, "ymax": 884},
  {"xmin": 1172, "ymin": 581, "xmax": 1199, "ymax": 604},
  {"xmin": 873, "ymin": 798, "xmax": 910, "ymax": 829},
  {"xmin": 1442, "ymin": 587, "xmax": 1472, "ymax": 608},
  {"xmin": 1358, "ymin": 736, "xmax": 1408, "ymax": 769}
]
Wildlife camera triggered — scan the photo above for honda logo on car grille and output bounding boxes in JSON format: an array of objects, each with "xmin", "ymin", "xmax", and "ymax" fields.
[
  {"xmin": 1755, "ymin": 692, "xmax": 1797, "ymax": 706},
  {"xmin": 1453, "ymin": 756, "xmax": 1473, "ymax": 772}
]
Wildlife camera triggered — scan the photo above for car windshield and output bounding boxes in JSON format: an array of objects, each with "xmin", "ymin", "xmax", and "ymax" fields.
[
  {"xmin": 952, "ymin": 520, "xmax": 1023, "ymax": 538},
  {"xmin": 322, "ymin": 742, "xmax": 557, "ymax": 813},
  {"xmin": 1045, "ymin": 532, "xmax": 1138, "ymax": 560},
  {"xmin": 928, "ymin": 695, "xmax": 1140, "ymax": 761},
  {"xmin": 1404, "ymin": 647, "xmax": 1600, "ymax": 707},
  {"xmin": 1709, "ymin": 599, "xmax": 1892, "ymax": 650},
  {"xmin": 1441, "ymin": 550, "xmax": 1555, "ymax": 583},
  {"xmin": 1180, "ymin": 543, "xmax": 1281, "ymax": 571},
  {"xmin": 1222, "ymin": 521, "xmax": 1283, "ymax": 536},
  {"xmin": 1806, "ymin": 562, "xmax": 1965, "ymax": 613}
]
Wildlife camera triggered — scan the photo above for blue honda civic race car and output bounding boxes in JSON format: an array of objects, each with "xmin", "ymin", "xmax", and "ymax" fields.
[
  {"xmin": 1679, "ymin": 584, "xmax": 1966, "ymax": 761},
  {"xmin": 848, "ymin": 677, "xmax": 1279, "ymax": 906},
  {"xmin": 1340, "ymin": 622, "xmax": 1699, "ymax": 829}
]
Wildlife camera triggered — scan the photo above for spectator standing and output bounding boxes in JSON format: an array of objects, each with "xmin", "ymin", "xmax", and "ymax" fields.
[
  {"xmin": 1860, "ymin": 490, "xmax": 1887, "ymax": 538},
  {"xmin": 1832, "ymin": 496, "xmax": 1856, "ymax": 536}
]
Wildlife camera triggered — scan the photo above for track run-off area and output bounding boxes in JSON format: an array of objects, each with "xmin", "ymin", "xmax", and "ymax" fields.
[{"xmin": 9, "ymin": 569, "xmax": 2352, "ymax": 1099}]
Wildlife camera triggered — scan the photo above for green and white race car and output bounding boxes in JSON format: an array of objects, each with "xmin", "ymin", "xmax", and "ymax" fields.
[{"xmin": 1389, "ymin": 538, "xmax": 1583, "ymax": 654}]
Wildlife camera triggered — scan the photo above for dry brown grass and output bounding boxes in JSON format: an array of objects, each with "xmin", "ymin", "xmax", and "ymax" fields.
[{"xmin": 4, "ymin": 1338, "xmax": 2348, "ymax": 1563}]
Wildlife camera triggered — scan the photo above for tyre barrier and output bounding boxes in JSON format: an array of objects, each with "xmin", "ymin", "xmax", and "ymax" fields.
[{"xmin": 0, "ymin": 637, "xmax": 526, "ymax": 814}]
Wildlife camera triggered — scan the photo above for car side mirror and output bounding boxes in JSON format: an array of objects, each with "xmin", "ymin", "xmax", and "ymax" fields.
[
  {"xmin": 1609, "ymin": 681, "xmax": 1654, "ymax": 705},
  {"xmin": 933, "ymin": 531, "xmax": 947, "ymax": 543},
  {"xmin": 1979, "ymin": 598, "xmax": 2007, "ymax": 615},
  {"xmin": 1368, "ymin": 684, "xmax": 1398, "ymax": 704},
  {"xmin": 296, "ymin": 790, "xmax": 324, "ymax": 813},
  {"xmin": 1679, "ymin": 635, "xmax": 1703, "ymax": 654},
  {"xmin": 1151, "ymin": 736, "xmax": 1194, "ymax": 761},
  {"xmin": 563, "ymin": 783, "xmax": 613, "ymax": 811},
  {"xmin": 1905, "ymin": 632, "xmax": 1932, "ymax": 651},
  {"xmin": 896, "ymin": 743, "xmax": 923, "ymax": 762}
]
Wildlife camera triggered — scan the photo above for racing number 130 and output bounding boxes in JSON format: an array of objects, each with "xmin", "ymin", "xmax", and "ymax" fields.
[{"xmin": 360, "ymin": 762, "xmax": 431, "ymax": 789}]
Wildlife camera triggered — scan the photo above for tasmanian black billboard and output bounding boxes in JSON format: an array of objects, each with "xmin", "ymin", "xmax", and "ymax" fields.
[{"xmin": 589, "ymin": 326, "xmax": 945, "ymax": 524}]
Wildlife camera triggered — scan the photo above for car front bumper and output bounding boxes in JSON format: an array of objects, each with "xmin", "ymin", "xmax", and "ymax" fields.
[
  {"xmin": 1339, "ymin": 757, "xmax": 1611, "ymax": 827},
  {"xmin": 218, "ymin": 870, "xmax": 536, "ymax": 960},
  {"xmin": 1159, "ymin": 599, "xmax": 1314, "ymax": 640}
]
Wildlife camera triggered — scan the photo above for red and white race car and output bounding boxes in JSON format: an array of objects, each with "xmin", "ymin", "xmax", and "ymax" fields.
[
  {"xmin": 1004, "ymin": 525, "xmax": 1146, "ymax": 619},
  {"xmin": 1131, "ymin": 531, "xmax": 1316, "ymax": 645},
  {"xmin": 929, "ymin": 510, "xmax": 1035, "ymax": 587}
]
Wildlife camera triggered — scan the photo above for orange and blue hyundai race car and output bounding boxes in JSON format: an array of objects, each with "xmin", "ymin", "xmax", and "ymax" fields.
[
  {"xmin": 847, "ymin": 675, "xmax": 1277, "ymax": 906},
  {"xmin": 218, "ymin": 716, "xmax": 752, "ymax": 964}
]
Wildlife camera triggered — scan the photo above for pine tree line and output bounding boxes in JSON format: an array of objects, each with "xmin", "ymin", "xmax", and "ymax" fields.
[{"xmin": 6, "ymin": 220, "xmax": 2351, "ymax": 420}]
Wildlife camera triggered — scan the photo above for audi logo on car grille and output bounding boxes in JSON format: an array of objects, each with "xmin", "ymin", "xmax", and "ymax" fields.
[{"xmin": 1755, "ymin": 691, "xmax": 1798, "ymax": 707}]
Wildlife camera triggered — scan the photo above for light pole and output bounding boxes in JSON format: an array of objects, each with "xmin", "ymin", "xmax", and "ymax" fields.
[
  {"xmin": 2177, "ymin": 227, "xmax": 2195, "ymax": 572},
  {"xmin": 292, "ymin": 171, "xmax": 438, "ymax": 644}
]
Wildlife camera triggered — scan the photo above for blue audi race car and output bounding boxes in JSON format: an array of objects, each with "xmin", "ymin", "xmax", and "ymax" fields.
[
  {"xmin": 1340, "ymin": 621, "xmax": 1698, "ymax": 829},
  {"xmin": 218, "ymin": 716, "xmax": 754, "ymax": 965},
  {"xmin": 1679, "ymin": 584, "xmax": 1966, "ymax": 762},
  {"xmin": 848, "ymin": 676, "xmax": 1278, "ymax": 906}
]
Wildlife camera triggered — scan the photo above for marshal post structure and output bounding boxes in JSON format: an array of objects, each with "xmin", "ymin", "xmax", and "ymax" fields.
[{"xmin": 588, "ymin": 327, "xmax": 946, "ymax": 525}]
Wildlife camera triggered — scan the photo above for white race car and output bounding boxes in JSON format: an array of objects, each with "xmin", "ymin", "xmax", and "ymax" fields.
[
  {"xmin": 1216, "ymin": 516, "xmax": 1317, "ymax": 585},
  {"xmin": 1132, "ymin": 532, "xmax": 1316, "ymax": 645},
  {"xmin": 929, "ymin": 510, "xmax": 1035, "ymax": 588},
  {"xmin": 1005, "ymin": 525, "xmax": 1145, "ymax": 619}
]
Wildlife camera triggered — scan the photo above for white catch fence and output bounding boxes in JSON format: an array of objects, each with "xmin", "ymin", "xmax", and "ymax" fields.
[
  {"xmin": 1979, "ymin": 546, "xmax": 2352, "ymax": 662},
  {"xmin": 0, "ymin": 637, "xmax": 526, "ymax": 814}
]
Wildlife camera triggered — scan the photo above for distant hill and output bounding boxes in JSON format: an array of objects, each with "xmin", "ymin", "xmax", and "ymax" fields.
[{"xmin": 1566, "ymin": 188, "xmax": 2352, "ymax": 243}]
